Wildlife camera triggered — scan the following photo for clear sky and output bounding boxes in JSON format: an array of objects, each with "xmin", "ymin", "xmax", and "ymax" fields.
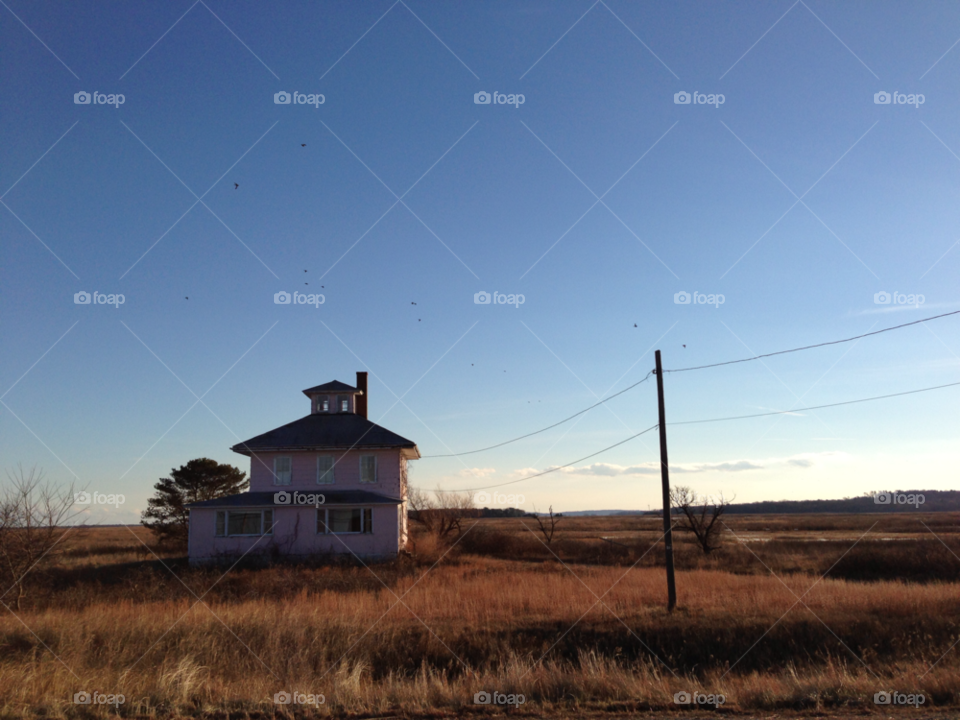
[{"xmin": 2, "ymin": 0, "xmax": 959, "ymax": 523}]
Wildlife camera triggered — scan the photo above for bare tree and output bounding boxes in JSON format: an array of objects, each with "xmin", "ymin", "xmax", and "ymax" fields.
[
  {"xmin": 532, "ymin": 505, "xmax": 562, "ymax": 545},
  {"xmin": 0, "ymin": 465, "xmax": 77, "ymax": 609},
  {"xmin": 407, "ymin": 486, "xmax": 474, "ymax": 540},
  {"xmin": 670, "ymin": 486, "xmax": 733, "ymax": 554}
]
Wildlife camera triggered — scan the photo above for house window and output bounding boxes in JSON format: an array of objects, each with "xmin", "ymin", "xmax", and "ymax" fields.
[
  {"xmin": 319, "ymin": 396, "xmax": 329, "ymax": 413},
  {"xmin": 317, "ymin": 508, "xmax": 373, "ymax": 534},
  {"xmin": 360, "ymin": 455, "xmax": 377, "ymax": 483},
  {"xmin": 338, "ymin": 395, "xmax": 349, "ymax": 412},
  {"xmin": 274, "ymin": 456, "xmax": 292, "ymax": 485},
  {"xmin": 223, "ymin": 510, "xmax": 273, "ymax": 537},
  {"xmin": 317, "ymin": 455, "xmax": 335, "ymax": 484},
  {"xmin": 215, "ymin": 511, "xmax": 225, "ymax": 537}
]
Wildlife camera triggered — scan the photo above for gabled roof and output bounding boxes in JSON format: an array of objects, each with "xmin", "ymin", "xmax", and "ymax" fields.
[
  {"xmin": 187, "ymin": 490, "xmax": 401, "ymax": 508},
  {"xmin": 231, "ymin": 413, "xmax": 419, "ymax": 458},
  {"xmin": 302, "ymin": 380, "xmax": 358, "ymax": 396}
]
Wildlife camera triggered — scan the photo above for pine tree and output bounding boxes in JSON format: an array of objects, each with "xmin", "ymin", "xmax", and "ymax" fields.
[{"xmin": 141, "ymin": 458, "xmax": 247, "ymax": 547}]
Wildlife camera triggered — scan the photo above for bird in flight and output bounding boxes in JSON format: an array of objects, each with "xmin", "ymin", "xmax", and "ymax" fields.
[
  {"xmin": 301, "ymin": 144, "xmax": 306, "ymax": 147},
  {"xmin": 234, "ymin": 183, "xmax": 239, "ymax": 189}
]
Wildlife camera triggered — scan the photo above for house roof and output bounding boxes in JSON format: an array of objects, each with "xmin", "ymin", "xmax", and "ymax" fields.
[
  {"xmin": 230, "ymin": 413, "xmax": 419, "ymax": 458},
  {"xmin": 187, "ymin": 490, "xmax": 402, "ymax": 508},
  {"xmin": 302, "ymin": 380, "xmax": 358, "ymax": 396}
]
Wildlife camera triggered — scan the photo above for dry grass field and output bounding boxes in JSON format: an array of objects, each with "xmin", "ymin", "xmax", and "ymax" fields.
[{"xmin": 1, "ymin": 514, "xmax": 958, "ymax": 718}]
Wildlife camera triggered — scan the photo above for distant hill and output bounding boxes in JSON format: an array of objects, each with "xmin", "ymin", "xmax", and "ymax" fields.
[
  {"xmin": 555, "ymin": 510, "xmax": 648, "ymax": 517},
  {"xmin": 723, "ymin": 490, "xmax": 959, "ymax": 515},
  {"xmin": 557, "ymin": 490, "xmax": 960, "ymax": 517}
]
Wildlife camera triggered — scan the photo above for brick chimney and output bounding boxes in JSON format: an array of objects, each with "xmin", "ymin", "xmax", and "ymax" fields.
[{"xmin": 355, "ymin": 371, "xmax": 368, "ymax": 419}]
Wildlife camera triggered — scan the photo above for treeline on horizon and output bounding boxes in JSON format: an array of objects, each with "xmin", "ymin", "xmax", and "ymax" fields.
[{"xmin": 723, "ymin": 489, "xmax": 959, "ymax": 515}]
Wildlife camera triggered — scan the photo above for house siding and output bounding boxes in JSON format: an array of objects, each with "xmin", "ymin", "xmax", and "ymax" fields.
[
  {"xmin": 188, "ymin": 504, "xmax": 400, "ymax": 564},
  {"xmin": 248, "ymin": 449, "xmax": 404, "ymax": 498}
]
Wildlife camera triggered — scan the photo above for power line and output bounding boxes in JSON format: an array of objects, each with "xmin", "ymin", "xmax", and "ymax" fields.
[
  {"xmin": 669, "ymin": 379, "xmax": 960, "ymax": 426},
  {"xmin": 436, "ymin": 424, "xmax": 659, "ymax": 492},
  {"xmin": 422, "ymin": 371, "xmax": 654, "ymax": 458},
  {"xmin": 665, "ymin": 309, "xmax": 960, "ymax": 373}
]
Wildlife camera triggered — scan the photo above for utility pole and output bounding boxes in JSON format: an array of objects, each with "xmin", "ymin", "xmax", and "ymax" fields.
[{"xmin": 655, "ymin": 350, "xmax": 677, "ymax": 611}]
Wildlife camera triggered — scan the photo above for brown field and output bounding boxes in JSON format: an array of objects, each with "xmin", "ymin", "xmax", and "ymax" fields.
[{"xmin": 1, "ymin": 514, "xmax": 958, "ymax": 718}]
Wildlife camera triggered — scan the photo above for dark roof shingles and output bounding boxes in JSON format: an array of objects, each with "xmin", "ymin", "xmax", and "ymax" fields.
[
  {"xmin": 231, "ymin": 413, "xmax": 415, "ymax": 454},
  {"xmin": 302, "ymin": 380, "xmax": 357, "ymax": 395}
]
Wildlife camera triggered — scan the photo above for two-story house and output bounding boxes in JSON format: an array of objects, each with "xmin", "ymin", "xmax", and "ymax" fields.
[{"xmin": 187, "ymin": 372, "xmax": 418, "ymax": 564}]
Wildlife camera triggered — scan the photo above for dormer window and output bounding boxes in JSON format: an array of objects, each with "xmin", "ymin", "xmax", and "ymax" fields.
[
  {"xmin": 338, "ymin": 395, "xmax": 349, "ymax": 412},
  {"xmin": 318, "ymin": 396, "xmax": 329, "ymax": 413}
]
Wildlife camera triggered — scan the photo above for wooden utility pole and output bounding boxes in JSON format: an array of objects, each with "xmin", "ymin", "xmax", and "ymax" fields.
[{"xmin": 655, "ymin": 350, "xmax": 677, "ymax": 611}]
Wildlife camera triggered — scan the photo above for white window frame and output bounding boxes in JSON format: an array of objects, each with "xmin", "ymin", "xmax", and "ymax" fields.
[
  {"xmin": 317, "ymin": 507, "xmax": 373, "ymax": 535},
  {"xmin": 317, "ymin": 455, "xmax": 335, "ymax": 484},
  {"xmin": 319, "ymin": 396, "xmax": 329, "ymax": 413},
  {"xmin": 273, "ymin": 456, "xmax": 292, "ymax": 485},
  {"xmin": 219, "ymin": 509, "xmax": 274, "ymax": 537},
  {"xmin": 360, "ymin": 454, "xmax": 377, "ymax": 483},
  {"xmin": 338, "ymin": 395, "xmax": 349, "ymax": 412}
]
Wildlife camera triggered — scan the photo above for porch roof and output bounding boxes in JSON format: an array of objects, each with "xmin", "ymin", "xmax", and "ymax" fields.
[{"xmin": 187, "ymin": 490, "xmax": 402, "ymax": 508}]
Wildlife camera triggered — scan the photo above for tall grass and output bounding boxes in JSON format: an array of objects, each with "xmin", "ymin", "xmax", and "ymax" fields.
[{"xmin": 0, "ymin": 519, "xmax": 957, "ymax": 717}]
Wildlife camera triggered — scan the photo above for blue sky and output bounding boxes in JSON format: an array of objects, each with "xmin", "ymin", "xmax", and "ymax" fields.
[{"xmin": 2, "ymin": 0, "xmax": 959, "ymax": 522}]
